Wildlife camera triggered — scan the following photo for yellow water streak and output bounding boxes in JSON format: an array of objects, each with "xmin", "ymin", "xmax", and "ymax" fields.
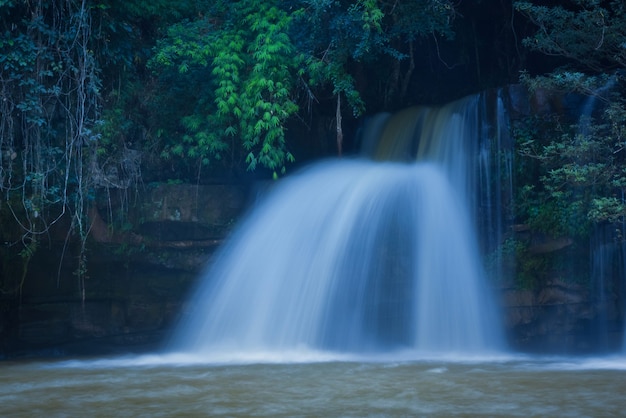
[{"xmin": 371, "ymin": 99, "xmax": 473, "ymax": 162}]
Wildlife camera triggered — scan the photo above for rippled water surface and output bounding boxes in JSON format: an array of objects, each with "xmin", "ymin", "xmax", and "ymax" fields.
[{"xmin": 2, "ymin": 354, "xmax": 626, "ymax": 417}]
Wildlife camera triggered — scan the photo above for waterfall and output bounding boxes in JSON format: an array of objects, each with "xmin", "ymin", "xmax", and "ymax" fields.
[
  {"xmin": 169, "ymin": 94, "xmax": 508, "ymax": 359},
  {"xmin": 589, "ymin": 226, "xmax": 626, "ymax": 353},
  {"xmin": 576, "ymin": 76, "xmax": 626, "ymax": 352}
]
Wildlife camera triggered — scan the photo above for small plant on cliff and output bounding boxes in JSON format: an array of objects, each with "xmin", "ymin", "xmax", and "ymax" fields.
[{"xmin": 514, "ymin": 95, "xmax": 626, "ymax": 241}]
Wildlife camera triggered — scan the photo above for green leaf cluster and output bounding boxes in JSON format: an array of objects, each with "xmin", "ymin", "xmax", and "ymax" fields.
[
  {"xmin": 515, "ymin": 0, "xmax": 626, "ymax": 72},
  {"xmin": 515, "ymin": 0, "xmax": 626, "ymax": 241},
  {"xmin": 148, "ymin": 0, "xmax": 457, "ymax": 175},
  {"xmin": 293, "ymin": 0, "xmax": 455, "ymax": 114},
  {"xmin": 514, "ymin": 99, "xmax": 626, "ymax": 239},
  {"xmin": 151, "ymin": 1, "xmax": 300, "ymax": 175},
  {"xmin": 0, "ymin": 0, "xmax": 109, "ymax": 280}
]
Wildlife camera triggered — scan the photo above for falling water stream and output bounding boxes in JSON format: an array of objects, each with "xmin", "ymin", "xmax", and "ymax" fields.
[
  {"xmin": 2, "ymin": 94, "xmax": 625, "ymax": 416},
  {"xmin": 169, "ymin": 95, "xmax": 503, "ymax": 359}
]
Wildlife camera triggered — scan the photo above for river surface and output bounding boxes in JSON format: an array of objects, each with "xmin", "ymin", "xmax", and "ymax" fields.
[{"xmin": 2, "ymin": 353, "xmax": 625, "ymax": 417}]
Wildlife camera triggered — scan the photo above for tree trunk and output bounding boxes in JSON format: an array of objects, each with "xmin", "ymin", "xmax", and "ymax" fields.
[{"xmin": 336, "ymin": 93, "xmax": 343, "ymax": 157}]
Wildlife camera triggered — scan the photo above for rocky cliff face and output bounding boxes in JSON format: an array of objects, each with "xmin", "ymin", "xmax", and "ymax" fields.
[
  {"xmin": 0, "ymin": 183, "xmax": 249, "ymax": 358},
  {"xmin": 502, "ymin": 281, "xmax": 623, "ymax": 353}
]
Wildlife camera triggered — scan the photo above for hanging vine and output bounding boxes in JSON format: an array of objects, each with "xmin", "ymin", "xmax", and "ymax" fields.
[{"xmin": 0, "ymin": 0, "xmax": 102, "ymax": 296}]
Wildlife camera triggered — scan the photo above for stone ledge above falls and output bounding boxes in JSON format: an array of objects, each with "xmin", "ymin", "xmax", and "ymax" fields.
[
  {"xmin": 88, "ymin": 182, "xmax": 250, "ymax": 270},
  {"xmin": 137, "ymin": 183, "xmax": 246, "ymax": 236}
]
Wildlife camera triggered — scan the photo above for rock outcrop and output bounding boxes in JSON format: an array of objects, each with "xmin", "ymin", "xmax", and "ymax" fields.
[{"xmin": 0, "ymin": 183, "xmax": 248, "ymax": 358}]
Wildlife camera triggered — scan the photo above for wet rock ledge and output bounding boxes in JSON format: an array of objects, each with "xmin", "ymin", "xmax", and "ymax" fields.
[{"xmin": 0, "ymin": 182, "xmax": 249, "ymax": 359}]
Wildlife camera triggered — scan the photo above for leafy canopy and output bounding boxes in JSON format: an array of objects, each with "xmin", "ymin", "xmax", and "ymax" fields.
[
  {"xmin": 152, "ymin": 1, "xmax": 300, "ymax": 175},
  {"xmin": 514, "ymin": 0, "xmax": 626, "ymax": 239},
  {"xmin": 515, "ymin": 0, "xmax": 626, "ymax": 72},
  {"xmin": 150, "ymin": 0, "xmax": 457, "ymax": 175}
]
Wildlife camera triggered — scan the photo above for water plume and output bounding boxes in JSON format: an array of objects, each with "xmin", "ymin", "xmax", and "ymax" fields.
[{"xmin": 170, "ymin": 95, "xmax": 506, "ymax": 360}]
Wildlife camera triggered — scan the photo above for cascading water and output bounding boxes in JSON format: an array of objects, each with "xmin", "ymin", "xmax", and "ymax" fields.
[
  {"xmin": 170, "ymin": 95, "xmax": 507, "ymax": 359},
  {"xmin": 574, "ymin": 76, "xmax": 626, "ymax": 353},
  {"xmin": 590, "ymin": 227, "xmax": 625, "ymax": 351}
]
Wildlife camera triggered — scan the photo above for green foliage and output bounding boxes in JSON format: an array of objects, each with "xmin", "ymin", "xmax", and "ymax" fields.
[
  {"xmin": 88, "ymin": 0, "xmax": 206, "ymax": 184},
  {"xmin": 293, "ymin": 0, "xmax": 384, "ymax": 116},
  {"xmin": 519, "ymin": 71, "xmax": 614, "ymax": 96},
  {"xmin": 0, "ymin": 0, "xmax": 101, "ymax": 256},
  {"xmin": 514, "ymin": 98, "xmax": 626, "ymax": 240},
  {"xmin": 151, "ymin": 1, "xmax": 299, "ymax": 174},
  {"xmin": 485, "ymin": 236, "xmax": 552, "ymax": 289},
  {"xmin": 148, "ymin": 0, "xmax": 458, "ymax": 174},
  {"xmin": 510, "ymin": 239, "xmax": 549, "ymax": 289},
  {"xmin": 515, "ymin": 0, "xmax": 626, "ymax": 72},
  {"xmin": 515, "ymin": 0, "xmax": 626, "ymax": 242},
  {"xmin": 294, "ymin": 0, "xmax": 455, "ymax": 114},
  {"xmin": 588, "ymin": 196, "xmax": 626, "ymax": 224}
]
